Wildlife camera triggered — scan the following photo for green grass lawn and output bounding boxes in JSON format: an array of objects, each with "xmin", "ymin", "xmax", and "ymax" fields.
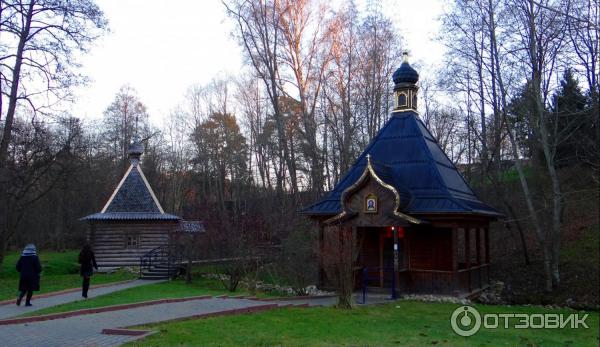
[
  {"xmin": 20, "ymin": 276, "xmax": 288, "ymax": 317},
  {"xmin": 127, "ymin": 301, "xmax": 599, "ymax": 347},
  {"xmin": 0, "ymin": 250, "xmax": 136, "ymax": 301}
]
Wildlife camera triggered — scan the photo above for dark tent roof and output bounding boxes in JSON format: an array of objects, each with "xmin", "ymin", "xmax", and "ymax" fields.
[
  {"xmin": 104, "ymin": 168, "xmax": 161, "ymax": 213},
  {"xmin": 303, "ymin": 110, "xmax": 501, "ymax": 218},
  {"xmin": 81, "ymin": 164, "xmax": 180, "ymax": 222}
]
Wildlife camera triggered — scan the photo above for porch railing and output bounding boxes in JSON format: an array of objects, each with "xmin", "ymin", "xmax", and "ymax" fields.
[
  {"xmin": 359, "ymin": 267, "xmax": 397, "ymax": 304},
  {"xmin": 358, "ymin": 264, "xmax": 490, "ymax": 302},
  {"xmin": 139, "ymin": 243, "xmax": 183, "ymax": 279}
]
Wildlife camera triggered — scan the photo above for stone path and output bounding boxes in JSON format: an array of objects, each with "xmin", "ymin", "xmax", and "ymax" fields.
[
  {"xmin": 0, "ymin": 296, "xmax": 337, "ymax": 347},
  {"xmin": 0, "ymin": 279, "xmax": 164, "ymax": 320}
]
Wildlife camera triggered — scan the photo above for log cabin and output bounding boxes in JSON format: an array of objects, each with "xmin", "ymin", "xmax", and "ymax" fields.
[
  {"xmin": 303, "ymin": 54, "xmax": 502, "ymax": 297},
  {"xmin": 80, "ymin": 141, "xmax": 200, "ymax": 277}
]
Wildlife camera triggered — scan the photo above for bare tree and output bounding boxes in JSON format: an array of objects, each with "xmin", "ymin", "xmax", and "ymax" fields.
[
  {"xmin": 322, "ymin": 225, "xmax": 362, "ymax": 309},
  {"xmin": 191, "ymin": 112, "xmax": 248, "ymax": 210},
  {"xmin": 278, "ymin": 0, "xmax": 331, "ymax": 195},
  {"xmin": 159, "ymin": 108, "xmax": 195, "ymax": 215},
  {"xmin": 444, "ymin": 0, "xmax": 572, "ymax": 290},
  {"xmin": 101, "ymin": 85, "xmax": 151, "ymax": 174},
  {"xmin": 0, "ymin": 0, "xmax": 107, "ymax": 168},
  {"xmin": 509, "ymin": 0, "xmax": 569, "ymax": 289},
  {"xmin": 236, "ymin": 75, "xmax": 273, "ymax": 190},
  {"xmin": 224, "ymin": 0, "xmax": 298, "ymax": 196},
  {"xmin": 566, "ymin": 0, "xmax": 599, "ymax": 173},
  {"xmin": 204, "ymin": 207, "xmax": 264, "ymax": 292},
  {"xmin": 0, "ymin": 115, "xmax": 80, "ymax": 262},
  {"xmin": 356, "ymin": 4, "xmax": 403, "ymax": 141},
  {"xmin": 322, "ymin": 2, "xmax": 360, "ymax": 179}
]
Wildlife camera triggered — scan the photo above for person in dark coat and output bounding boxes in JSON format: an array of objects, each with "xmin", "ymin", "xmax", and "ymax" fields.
[
  {"xmin": 16, "ymin": 244, "xmax": 42, "ymax": 306},
  {"xmin": 78, "ymin": 244, "xmax": 98, "ymax": 298}
]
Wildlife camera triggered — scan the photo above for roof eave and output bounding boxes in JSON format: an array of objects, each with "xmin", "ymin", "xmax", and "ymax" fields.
[
  {"xmin": 410, "ymin": 210, "xmax": 504, "ymax": 220},
  {"xmin": 79, "ymin": 213, "xmax": 182, "ymax": 222}
]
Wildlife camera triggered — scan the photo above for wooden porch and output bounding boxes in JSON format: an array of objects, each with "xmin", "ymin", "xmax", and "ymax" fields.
[{"xmin": 335, "ymin": 226, "xmax": 491, "ymax": 296}]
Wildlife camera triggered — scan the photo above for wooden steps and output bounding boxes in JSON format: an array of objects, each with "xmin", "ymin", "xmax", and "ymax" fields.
[{"xmin": 139, "ymin": 263, "xmax": 180, "ymax": 280}]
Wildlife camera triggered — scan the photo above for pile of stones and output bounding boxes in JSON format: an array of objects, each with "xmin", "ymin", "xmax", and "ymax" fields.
[
  {"xmin": 400, "ymin": 294, "xmax": 471, "ymax": 305},
  {"xmin": 201, "ymin": 273, "xmax": 333, "ymax": 297},
  {"xmin": 476, "ymin": 281, "xmax": 505, "ymax": 304}
]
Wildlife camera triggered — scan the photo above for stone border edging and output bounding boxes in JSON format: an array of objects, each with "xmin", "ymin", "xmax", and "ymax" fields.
[
  {"xmin": 102, "ymin": 303, "xmax": 283, "ymax": 337},
  {"xmin": 244, "ymin": 294, "xmax": 337, "ymax": 302},
  {"xmin": 0, "ymin": 295, "xmax": 212, "ymax": 326},
  {"xmin": 215, "ymin": 294, "xmax": 337, "ymax": 302},
  {"xmin": 102, "ymin": 328, "xmax": 152, "ymax": 336},
  {"xmin": 0, "ymin": 279, "xmax": 137, "ymax": 307},
  {"xmin": 148, "ymin": 302, "xmax": 280, "ymax": 323},
  {"xmin": 0, "ymin": 293, "xmax": 332, "ymax": 326}
]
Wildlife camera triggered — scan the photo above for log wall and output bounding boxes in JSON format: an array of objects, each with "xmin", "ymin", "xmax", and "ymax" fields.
[{"xmin": 88, "ymin": 221, "xmax": 178, "ymax": 268}]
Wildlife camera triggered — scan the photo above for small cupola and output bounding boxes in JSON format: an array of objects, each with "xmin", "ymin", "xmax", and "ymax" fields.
[
  {"xmin": 128, "ymin": 140, "xmax": 144, "ymax": 167},
  {"xmin": 392, "ymin": 52, "xmax": 419, "ymax": 112}
]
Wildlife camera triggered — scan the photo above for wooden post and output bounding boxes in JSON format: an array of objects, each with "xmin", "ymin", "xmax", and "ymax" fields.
[
  {"xmin": 484, "ymin": 227, "xmax": 490, "ymax": 264},
  {"xmin": 406, "ymin": 230, "xmax": 411, "ymax": 271},
  {"xmin": 476, "ymin": 228, "xmax": 481, "ymax": 264},
  {"xmin": 465, "ymin": 228, "xmax": 471, "ymax": 293},
  {"xmin": 318, "ymin": 224, "xmax": 325, "ymax": 289},
  {"xmin": 451, "ymin": 227, "xmax": 459, "ymax": 295},
  {"xmin": 352, "ymin": 225, "xmax": 357, "ymax": 290},
  {"xmin": 393, "ymin": 226, "xmax": 399, "ymax": 299},
  {"xmin": 379, "ymin": 232, "xmax": 384, "ymax": 288},
  {"xmin": 484, "ymin": 226, "xmax": 490, "ymax": 286},
  {"xmin": 476, "ymin": 228, "xmax": 482, "ymax": 289}
]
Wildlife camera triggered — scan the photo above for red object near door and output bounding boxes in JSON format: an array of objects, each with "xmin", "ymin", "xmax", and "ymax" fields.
[
  {"xmin": 398, "ymin": 227, "xmax": 405, "ymax": 238},
  {"xmin": 385, "ymin": 226, "xmax": 405, "ymax": 238}
]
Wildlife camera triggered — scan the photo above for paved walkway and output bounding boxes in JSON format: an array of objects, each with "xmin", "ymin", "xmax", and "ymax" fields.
[
  {"xmin": 0, "ymin": 280, "xmax": 164, "ymax": 320},
  {"xmin": 0, "ymin": 296, "xmax": 336, "ymax": 347}
]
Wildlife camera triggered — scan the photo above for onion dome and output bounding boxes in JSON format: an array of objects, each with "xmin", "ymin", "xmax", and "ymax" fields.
[{"xmin": 392, "ymin": 52, "xmax": 419, "ymax": 85}]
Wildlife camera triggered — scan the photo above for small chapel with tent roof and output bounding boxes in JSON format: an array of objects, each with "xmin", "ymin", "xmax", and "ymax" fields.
[
  {"xmin": 303, "ymin": 54, "xmax": 502, "ymax": 297},
  {"xmin": 80, "ymin": 140, "xmax": 203, "ymax": 279}
]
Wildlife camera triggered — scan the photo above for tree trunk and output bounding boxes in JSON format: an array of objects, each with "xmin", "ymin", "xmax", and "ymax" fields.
[
  {"xmin": 485, "ymin": 0, "xmax": 532, "ymax": 267},
  {"xmin": 542, "ymin": 242, "xmax": 554, "ymax": 292},
  {"xmin": 502, "ymin": 111, "xmax": 552, "ymax": 291},
  {"xmin": 502, "ymin": 203, "xmax": 531, "ymax": 265},
  {"xmin": 337, "ymin": 227, "xmax": 354, "ymax": 309},
  {"xmin": 475, "ymin": 45, "xmax": 489, "ymax": 183},
  {"xmin": 0, "ymin": 234, "xmax": 6, "ymax": 264},
  {"xmin": 545, "ymin": 140, "xmax": 562, "ymax": 288},
  {"xmin": 0, "ymin": 2, "xmax": 34, "ymax": 168},
  {"xmin": 186, "ymin": 260, "xmax": 192, "ymax": 284},
  {"xmin": 527, "ymin": 0, "xmax": 562, "ymax": 290}
]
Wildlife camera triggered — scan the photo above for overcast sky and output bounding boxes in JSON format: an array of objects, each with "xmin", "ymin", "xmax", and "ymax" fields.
[{"xmin": 73, "ymin": 0, "xmax": 446, "ymax": 124}]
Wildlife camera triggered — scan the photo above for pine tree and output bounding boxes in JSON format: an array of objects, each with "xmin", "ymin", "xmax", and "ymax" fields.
[{"xmin": 551, "ymin": 69, "xmax": 588, "ymax": 166}]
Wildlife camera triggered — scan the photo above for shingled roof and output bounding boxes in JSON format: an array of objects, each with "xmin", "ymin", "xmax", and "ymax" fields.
[
  {"xmin": 81, "ymin": 142, "xmax": 180, "ymax": 222},
  {"xmin": 302, "ymin": 109, "xmax": 501, "ymax": 218}
]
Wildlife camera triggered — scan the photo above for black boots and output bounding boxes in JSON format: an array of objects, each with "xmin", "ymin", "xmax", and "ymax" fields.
[
  {"xmin": 82, "ymin": 276, "xmax": 90, "ymax": 299},
  {"xmin": 17, "ymin": 290, "xmax": 33, "ymax": 306}
]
